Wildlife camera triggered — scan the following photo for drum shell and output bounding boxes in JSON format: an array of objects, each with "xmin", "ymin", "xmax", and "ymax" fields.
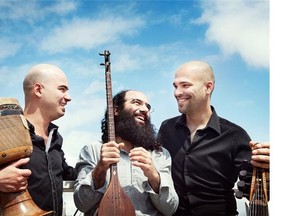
[{"xmin": 0, "ymin": 114, "xmax": 33, "ymax": 166}]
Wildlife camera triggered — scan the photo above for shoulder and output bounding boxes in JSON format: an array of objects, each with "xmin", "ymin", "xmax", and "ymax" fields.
[
  {"xmin": 152, "ymin": 147, "xmax": 171, "ymax": 159},
  {"xmin": 80, "ymin": 142, "xmax": 102, "ymax": 156},
  {"xmin": 219, "ymin": 117, "xmax": 248, "ymax": 132},
  {"xmin": 159, "ymin": 115, "xmax": 182, "ymax": 129},
  {"xmin": 161, "ymin": 115, "xmax": 181, "ymax": 124},
  {"xmin": 218, "ymin": 116, "xmax": 251, "ymax": 140}
]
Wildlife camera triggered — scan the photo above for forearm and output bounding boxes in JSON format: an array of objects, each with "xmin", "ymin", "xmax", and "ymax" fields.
[
  {"xmin": 74, "ymin": 182, "xmax": 101, "ymax": 212},
  {"xmin": 92, "ymin": 164, "xmax": 108, "ymax": 189},
  {"xmin": 148, "ymin": 171, "xmax": 160, "ymax": 193},
  {"xmin": 150, "ymin": 172, "xmax": 179, "ymax": 216}
]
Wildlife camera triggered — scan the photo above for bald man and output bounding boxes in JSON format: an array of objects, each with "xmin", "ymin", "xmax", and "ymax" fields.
[
  {"xmin": 157, "ymin": 61, "xmax": 270, "ymax": 215},
  {"xmin": 20, "ymin": 64, "xmax": 76, "ymax": 215}
]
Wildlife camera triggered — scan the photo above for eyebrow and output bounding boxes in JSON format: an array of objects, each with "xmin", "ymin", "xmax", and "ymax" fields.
[
  {"xmin": 59, "ymin": 85, "xmax": 69, "ymax": 91},
  {"xmin": 127, "ymin": 98, "xmax": 151, "ymax": 110}
]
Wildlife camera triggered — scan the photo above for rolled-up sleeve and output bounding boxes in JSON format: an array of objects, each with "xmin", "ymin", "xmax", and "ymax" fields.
[
  {"xmin": 73, "ymin": 143, "xmax": 107, "ymax": 213},
  {"xmin": 149, "ymin": 148, "xmax": 179, "ymax": 216}
]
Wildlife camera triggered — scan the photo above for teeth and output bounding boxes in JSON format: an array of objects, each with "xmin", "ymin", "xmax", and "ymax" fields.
[{"xmin": 136, "ymin": 116, "xmax": 145, "ymax": 121}]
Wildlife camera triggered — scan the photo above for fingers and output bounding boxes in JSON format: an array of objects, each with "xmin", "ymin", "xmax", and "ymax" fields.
[
  {"xmin": 250, "ymin": 141, "xmax": 270, "ymax": 150},
  {"xmin": 251, "ymin": 160, "xmax": 269, "ymax": 169},
  {"xmin": 250, "ymin": 141, "xmax": 270, "ymax": 157},
  {"xmin": 250, "ymin": 140, "xmax": 270, "ymax": 169},
  {"xmin": 99, "ymin": 141, "xmax": 123, "ymax": 167},
  {"xmin": 129, "ymin": 147, "xmax": 152, "ymax": 167}
]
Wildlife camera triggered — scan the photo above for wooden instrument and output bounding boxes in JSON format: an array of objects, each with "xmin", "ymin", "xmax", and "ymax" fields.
[
  {"xmin": 96, "ymin": 50, "xmax": 136, "ymax": 216},
  {"xmin": 248, "ymin": 145, "xmax": 269, "ymax": 216},
  {"xmin": 0, "ymin": 98, "xmax": 32, "ymax": 166},
  {"xmin": 0, "ymin": 98, "xmax": 53, "ymax": 216}
]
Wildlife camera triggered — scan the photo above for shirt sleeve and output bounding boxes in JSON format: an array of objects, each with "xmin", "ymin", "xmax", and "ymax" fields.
[
  {"xmin": 148, "ymin": 148, "xmax": 179, "ymax": 216},
  {"xmin": 73, "ymin": 143, "xmax": 108, "ymax": 213}
]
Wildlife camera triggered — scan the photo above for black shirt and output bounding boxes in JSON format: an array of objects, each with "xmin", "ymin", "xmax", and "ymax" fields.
[
  {"xmin": 158, "ymin": 106, "xmax": 251, "ymax": 216},
  {"xmin": 22, "ymin": 122, "xmax": 77, "ymax": 216}
]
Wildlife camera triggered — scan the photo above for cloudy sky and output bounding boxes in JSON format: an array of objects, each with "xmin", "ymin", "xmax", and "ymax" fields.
[{"xmin": 1, "ymin": 0, "xmax": 271, "ymax": 214}]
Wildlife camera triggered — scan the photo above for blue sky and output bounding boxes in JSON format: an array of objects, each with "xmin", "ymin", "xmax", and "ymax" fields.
[
  {"xmin": 1, "ymin": 0, "xmax": 269, "ymax": 165},
  {"xmin": 0, "ymin": 0, "xmax": 272, "ymax": 214}
]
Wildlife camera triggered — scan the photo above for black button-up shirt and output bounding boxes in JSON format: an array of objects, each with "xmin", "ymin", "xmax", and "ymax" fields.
[
  {"xmin": 22, "ymin": 122, "xmax": 77, "ymax": 216},
  {"xmin": 158, "ymin": 106, "xmax": 251, "ymax": 215}
]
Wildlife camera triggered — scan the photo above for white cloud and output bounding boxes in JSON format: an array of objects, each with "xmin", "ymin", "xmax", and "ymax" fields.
[
  {"xmin": 0, "ymin": 39, "xmax": 21, "ymax": 60},
  {"xmin": 193, "ymin": 0, "xmax": 269, "ymax": 68},
  {"xmin": 0, "ymin": 1, "xmax": 77, "ymax": 21},
  {"xmin": 84, "ymin": 80, "xmax": 105, "ymax": 95},
  {"xmin": 46, "ymin": 1, "xmax": 77, "ymax": 15},
  {"xmin": 39, "ymin": 16, "xmax": 145, "ymax": 53}
]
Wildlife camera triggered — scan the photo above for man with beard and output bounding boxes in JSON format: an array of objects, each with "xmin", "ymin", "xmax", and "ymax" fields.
[{"xmin": 73, "ymin": 90, "xmax": 179, "ymax": 216}]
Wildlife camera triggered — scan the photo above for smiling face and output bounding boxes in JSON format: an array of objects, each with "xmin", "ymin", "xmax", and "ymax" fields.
[
  {"xmin": 173, "ymin": 61, "xmax": 214, "ymax": 115},
  {"xmin": 40, "ymin": 69, "xmax": 71, "ymax": 121},
  {"xmin": 114, "ymin": 90, "xmax": 156, "ymax": 150},
  {"xmin": 119, "ymin": 90, "xmax": 151, "ymax": 125},
  {"xmin": 24, "ymin": 64, "xmax": 72, "ymax": 122}
]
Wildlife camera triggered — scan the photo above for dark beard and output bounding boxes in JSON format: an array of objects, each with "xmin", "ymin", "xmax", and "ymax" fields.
[{"xmin": 115, "ymin": 110, "xmax": 156, "ymax": 150}]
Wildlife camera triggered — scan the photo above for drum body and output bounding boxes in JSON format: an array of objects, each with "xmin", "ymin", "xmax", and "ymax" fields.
[
  {"xmin": 0, "ymin": 98, "xmax": 32, "ymax": 165},
  {"xmin": 0, "ymin": 98, "xmax": 53, "ymax": 216}
]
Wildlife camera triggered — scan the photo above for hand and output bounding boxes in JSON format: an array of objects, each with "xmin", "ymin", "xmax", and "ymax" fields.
[
  {"xmin": 0, "ymin": 158, "xmax": 31, "ymax": 192},
  {"xmin": 250, "ymin": 141, "xmax": 270, "ymax": 169},
  {"xmin": 99, "ymin": 141, "xmax": 124, "ymax": 170},
  {"xmin": 129, "ymin": 147, "xmax": 160, "ymax": 193},
  {"xmin": 92, "ymin": 141, "xmax": 124, "ymax": 189}
]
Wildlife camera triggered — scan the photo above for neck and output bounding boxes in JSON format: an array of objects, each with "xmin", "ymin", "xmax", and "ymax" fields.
[
  {"xmin": 186, "ymin": 105, "xmax": 212, "ymax": 134},
  {"xmin": 24, "ymin": 110, "xmax": 50, "ymax": 141}
]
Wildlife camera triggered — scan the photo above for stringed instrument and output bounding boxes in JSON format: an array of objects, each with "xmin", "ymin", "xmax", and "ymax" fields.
[
  {"xmin": 96, "ymin": 50, "xmax": 136, "ymax": 216},
  {"xmin": 248, "ymin": 145, "xmax": 269, "ymax": 216},
  {"xmin": 236, "ymin": 146, "xmax": 270, "ymax": 216}
]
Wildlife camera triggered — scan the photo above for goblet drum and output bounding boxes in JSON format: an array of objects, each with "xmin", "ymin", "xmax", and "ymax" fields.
[{"xmin": 0, "ymin": 98, "xmax": 53, "ymax": 216}]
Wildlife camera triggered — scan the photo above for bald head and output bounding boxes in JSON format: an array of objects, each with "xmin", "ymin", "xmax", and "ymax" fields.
[
  {"xmin": 176, "ymin": 61, "xmax": 215, "ymax": 84},
  {"xmin": 23, "ymin": 64, "xmax": 67, "ymax": 96},
  {"xmin": 23, "ymin": 63, "xmax": 71, "ymax": 122}
]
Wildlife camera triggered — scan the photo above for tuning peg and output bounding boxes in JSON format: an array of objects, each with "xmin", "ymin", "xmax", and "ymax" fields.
[
  {"xmin": 239, "ymin": 169, "xmax": 252, "ymax": 181},
  {"xmin": 237, "ymin": 180, "xmax": 250, "ymax": 190},
  {"xmin": 236, "ymin": 179, "xmax": 251, "ymax": 199},
  {"xmin": 235, "ymin": 189, "xmax": 249, "ymax": 199}
]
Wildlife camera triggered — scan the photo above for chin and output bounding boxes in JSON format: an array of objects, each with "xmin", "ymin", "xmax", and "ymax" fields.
[
  {"xmin": 136, "ymin": 120, "xmax": 145, "ymax": 125},
  {"xmin": 178, "ymin": 107, "xmax": 185, "ymax": 114}
]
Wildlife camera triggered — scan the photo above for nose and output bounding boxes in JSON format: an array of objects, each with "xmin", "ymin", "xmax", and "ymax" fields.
[
  {"xmin": 174, "ymin": 87, "xmax": 182, "ymax": 98},
  {"xmin": 139, "ymin": 104, "xmax": 149, "ymax": 113},
  {"xmin": 64, "ymin": 92, "xmax": 72, "ymax": 102}
]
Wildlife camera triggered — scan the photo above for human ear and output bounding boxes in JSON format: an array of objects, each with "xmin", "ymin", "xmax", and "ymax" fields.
[
  {"xmin": 114, "ymin": 106, "xmax": 119, "ymax": 116},
  {"xmin": 34, "ymin": 83, "xmax": 43, "ymax": 97},
  {"xmin": 205, "ymin": 81, "xmax": 214, "ymax": 94}
]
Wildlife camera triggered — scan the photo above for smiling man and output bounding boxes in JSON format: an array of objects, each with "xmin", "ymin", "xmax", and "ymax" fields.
[
  {"xmin": 21, "ymin": 63, "xmax": 77, "ymax": 215},
  {"xmin": 73, "ymin": 90, "xmax": 179, "ymax": 216},
  {"xmin": 157, "ymin": 61, "xmax": 270, "ymax": 216}
]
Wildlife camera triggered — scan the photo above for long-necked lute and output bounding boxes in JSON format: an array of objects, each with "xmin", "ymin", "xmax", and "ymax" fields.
[
  {"xmin": 248, "ymin": 144, "xmax": 269, "ymax": 216},
  {"xmin": 96, "ymin": 50, "xmax": 136, "ymax": 216}
]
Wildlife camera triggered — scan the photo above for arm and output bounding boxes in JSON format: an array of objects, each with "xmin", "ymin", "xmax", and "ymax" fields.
[
  {"xmin": 129, "ymin": 147, "xmax": 160, "ymax": 193},
  {"xmin": 92, "ymin": 141, "xmax": 124, "ymax": 189},
  {"xmin": 61, "ymin": 149, "xmax": 77, "ymax": 181},
  {"xmin": 73, "ymin": 141, "xmax": 123, "ymax": 213},
  {"xmin": 129, "ymin": 147, "xmax": 179, "ymax": 216},
  {"xmin": 0, "ymin": 158, "xmax": 31, "ymax": 192}
]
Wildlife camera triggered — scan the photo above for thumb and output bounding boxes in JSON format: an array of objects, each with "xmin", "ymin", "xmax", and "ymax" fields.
[{"xmin": 12, "ymin": 157, "xmax": 30, "ymax": 167}]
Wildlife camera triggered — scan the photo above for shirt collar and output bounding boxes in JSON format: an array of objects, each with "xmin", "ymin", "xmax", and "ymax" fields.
[
  {"xmin": 28, "ymin": 120, "xmax": 59, "ymax": 134},
  {"xmin": 175, "ymin": 106, "xmax": 221, "ymax": 135}
]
